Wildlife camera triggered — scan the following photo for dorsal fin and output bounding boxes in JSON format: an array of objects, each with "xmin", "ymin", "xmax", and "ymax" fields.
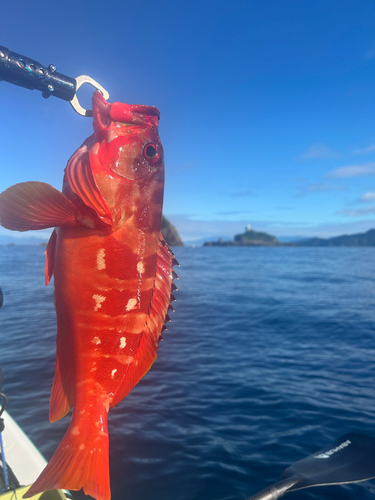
[{"xmin": 110, "ymin": 234, "xmax": 177, "ymax": 408}]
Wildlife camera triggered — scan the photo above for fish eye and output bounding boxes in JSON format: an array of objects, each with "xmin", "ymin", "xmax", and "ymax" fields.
[
  {"xmin": 145, "ymin": 145, "xmax": 157, "ymax": 158},
  {"xmin": 142, "ymin": 142, "xmax": 162, "ymax": 167}
]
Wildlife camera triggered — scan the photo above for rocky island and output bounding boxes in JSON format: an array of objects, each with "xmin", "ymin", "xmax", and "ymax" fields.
[
  {"xmin": 204, "ymin": 226, "xmax": 281, "ymax": 246},
  {"xmin": 204, "ymin": 226, "xmax": 375, "ymax": 247}
]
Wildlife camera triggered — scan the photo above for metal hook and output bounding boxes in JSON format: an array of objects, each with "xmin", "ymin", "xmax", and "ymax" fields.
[{"xmin": 70, "ymin": 76, "xmax": 110, "ymax": 117}]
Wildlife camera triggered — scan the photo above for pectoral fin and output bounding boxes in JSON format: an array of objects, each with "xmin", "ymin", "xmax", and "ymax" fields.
[{"xmin": 0, "ymin": 181, "xmax": 82, "ymax": 231}]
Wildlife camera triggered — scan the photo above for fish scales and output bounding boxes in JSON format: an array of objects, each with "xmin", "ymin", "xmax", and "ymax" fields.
[{"xmin": 0, "ymin": 92, "xmax": 177, "ymax": 500}]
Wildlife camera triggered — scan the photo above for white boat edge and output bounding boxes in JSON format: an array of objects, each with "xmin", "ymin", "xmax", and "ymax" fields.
[
  {"xmin": 1, "ymin": 410, "xmax": 71, "ymax": 499},
  {"xmin": 2, "ymin": 410, "xmax": 47, "ymax": 486}
]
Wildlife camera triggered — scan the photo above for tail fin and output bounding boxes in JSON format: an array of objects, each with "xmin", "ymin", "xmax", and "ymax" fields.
[{"xmin": 24, "ymin": 406, "xmax": 110, "ymax": 500}]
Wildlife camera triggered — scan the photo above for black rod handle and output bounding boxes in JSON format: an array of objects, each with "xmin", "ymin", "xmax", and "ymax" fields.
[{"xmin": 0, "ymin": 45, "xmax": 76, "ymax": 101}]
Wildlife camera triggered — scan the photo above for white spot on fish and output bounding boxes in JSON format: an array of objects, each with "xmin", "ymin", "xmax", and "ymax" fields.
[
  {"xmin": 93, "ymin": 294, "xmax": 106, "ymax": 311},
  {"xmin": 79, "ymin": 444, "xmax": 85, "ymax": 450},
  {"xmin": 96, "ymin": 248, "xmax": 106, "ymax": 270},
  {"xmin": 137, "ymin": 261, "xmax": 145, "ymax": 274},
  {"xmin": 111, "ymin": 368, "xmax": 117, "ymax": 379},
  {"xmin": 126, "ymin": 298, "xmax": 137, "ymax": 311},
  {"xmin": 92, "ymin": 337, "xmax": 101, "ymax": 345},
  {"xmin": 71, "ymin": 427, "xmax": 80, "ymax": 436},
  {"xmin": 120, "ymin": 337, "xmax": 127, "ymax": 348}
]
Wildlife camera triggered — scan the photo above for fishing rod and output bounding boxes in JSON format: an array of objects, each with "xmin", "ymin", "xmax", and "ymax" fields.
[
  {"xmin": 0, "ymin": 45, "xmax": 109, "ymax": 117},
  {"xmin": 0, "ymin": 367, "xmax": 9, "ymax": 491},
  {"xmin": 246, "ymin": 432, "xmax": 375, "ymax": 499}
]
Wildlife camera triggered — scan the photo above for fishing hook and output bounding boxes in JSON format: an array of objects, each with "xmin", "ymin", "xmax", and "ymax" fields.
[{"xmin": 0, "ymin": 45, "xmax": 109, "ymax": 117}]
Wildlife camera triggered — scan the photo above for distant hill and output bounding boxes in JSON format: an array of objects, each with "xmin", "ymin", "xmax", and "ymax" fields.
[
  {"xmin": 0, "ymin": 235, "xmax": 48, "ymax": 246},
  {"xmin": 161, "ymin": 216, "xmax": 184, "ymax": 246},
  {"xmin": 278, "ymin": 235, "xmax": 306, "ymax": 243},
  {"xmin": 0, "ymin": 217, "xmax": 183, "ymax": 247},
  {"xmin": 203, "ymin": 227, "xmax": 375, "ymax": 247},
  {"xmin": 296, "ymin": 228, "xmax": 375, "ymax": 246},
  {"xmin": 204, "ymin": 228, "xmax": 280, "ymax": 246}
]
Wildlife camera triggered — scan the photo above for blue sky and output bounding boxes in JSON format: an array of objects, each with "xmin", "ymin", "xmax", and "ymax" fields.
[{"xmin": 1, "ymin": 0, "xmax": 375, "ymax": 242}]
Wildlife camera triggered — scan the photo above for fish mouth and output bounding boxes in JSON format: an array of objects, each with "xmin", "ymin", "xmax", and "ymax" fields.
[
  {"xmin": 111, "ymin": 103, "xmax": 160, "ymax": 121},
  {"xmin": 92, "ymin": 91, "xmax": 160, "ymax": 133}
]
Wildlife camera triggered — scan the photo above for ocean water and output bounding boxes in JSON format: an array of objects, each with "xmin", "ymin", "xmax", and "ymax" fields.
[{"xmin": 1, "ymin": 244, "xmax": 375, "ymax": 500}]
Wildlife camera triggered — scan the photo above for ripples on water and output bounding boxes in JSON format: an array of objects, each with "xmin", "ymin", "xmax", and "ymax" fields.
[{"xmin": 1, "ymin": 245, "xmax": 375, "ymax": 500}]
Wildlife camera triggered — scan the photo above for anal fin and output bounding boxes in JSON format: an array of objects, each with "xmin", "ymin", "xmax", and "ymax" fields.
[{"xmin": 49, "ymin": 355, "xmax": 73, "ymax": 423}]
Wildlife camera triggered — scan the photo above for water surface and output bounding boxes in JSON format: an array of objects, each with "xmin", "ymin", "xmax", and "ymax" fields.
[{"xmin": 1, "ymin": 245, "xmax": 375, "ymax": 500}]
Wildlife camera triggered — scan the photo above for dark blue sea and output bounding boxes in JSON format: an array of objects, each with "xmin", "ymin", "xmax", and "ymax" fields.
[{"xmin": 1, "ymin": 245, "xmax": 375, "ymax": 500}]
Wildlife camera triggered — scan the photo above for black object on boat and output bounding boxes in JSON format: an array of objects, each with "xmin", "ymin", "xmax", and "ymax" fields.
[{"xmin": 246, "ymin": 433, "xmax": 375, "ymax": 500}]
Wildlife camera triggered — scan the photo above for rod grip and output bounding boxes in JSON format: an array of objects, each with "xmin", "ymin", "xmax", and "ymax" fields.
[{"xmin": 0, "ymin": 45, "xmax": 76, "ymax": 101}]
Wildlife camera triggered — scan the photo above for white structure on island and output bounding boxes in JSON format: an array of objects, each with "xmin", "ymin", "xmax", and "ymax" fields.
[{"xmin": 246, "ymin": 224, "xmax": 252, "ymax": 231}]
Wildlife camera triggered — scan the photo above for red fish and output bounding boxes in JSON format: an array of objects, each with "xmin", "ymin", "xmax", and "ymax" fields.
[{"xmin": 0, "ymin": 92, "xmax": 178, "ymax": 500}]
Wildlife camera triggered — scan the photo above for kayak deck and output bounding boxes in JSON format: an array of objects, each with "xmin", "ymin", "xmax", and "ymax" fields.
[
  {"xmin": 0, "ymin": 485, "xmax": 68, "ymax": 500},
  {"xmin": 0, "ymin": 411, "xmax": 71, "ymax": 499}
]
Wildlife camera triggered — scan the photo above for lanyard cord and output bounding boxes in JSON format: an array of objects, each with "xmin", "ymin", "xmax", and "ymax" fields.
[
  {"xmin": 0, "ymin": 393, "xmax": 9, "ymax": 491},
  {"xmin": 0, "ymin": 429, "xmax": 9, "ymax": 490}
]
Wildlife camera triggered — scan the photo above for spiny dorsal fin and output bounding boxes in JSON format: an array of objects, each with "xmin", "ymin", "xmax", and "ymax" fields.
[{"xmin": 110, "ymin": 234, "xmax": 178, "ymax": 409}]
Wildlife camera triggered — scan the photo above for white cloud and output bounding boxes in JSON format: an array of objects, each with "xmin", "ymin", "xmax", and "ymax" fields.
[
  {"xmin": 354, "ymin": 144, "xmax": 375, "ymax": 155},
  {"xmin": 326, "ymin": 162, "xmax": 375, "ymax": 178},
  {"xmin": 306, "ymin": 183, "xmax": 346, "ymax": 192},
  {"xmin": 338, "ymin": 206, "xmax": 375, "ymax": 217},
  {"xmin": 215, "ymin": 210, "xmax": 253, "ymax": 216},
  {"xmin": 360, "ymin": 192, "xmax": 375, "ymax": 202},
  {"xmin": 228, "ymin": 190, "xmax": 254, "ymax": 198},
  {"xmin": 366, "ymin": 41, "xmax": 375, "ymax": 59},
  {"xmin": 165, "ymin": 215, "xmax": 375, "ymax": 242},
  {"xmin": 295, "ymin": 182, "xmax": 346, "ymax": 198},
  {"xmin": 296, "ymin": 143, "xmax": 340, "ymax": 161}
]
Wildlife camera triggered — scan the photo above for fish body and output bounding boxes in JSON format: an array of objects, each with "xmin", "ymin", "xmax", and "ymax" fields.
[{"xmin": 0, "ymin": 92, "xmax": 177, "ymax": 500}]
